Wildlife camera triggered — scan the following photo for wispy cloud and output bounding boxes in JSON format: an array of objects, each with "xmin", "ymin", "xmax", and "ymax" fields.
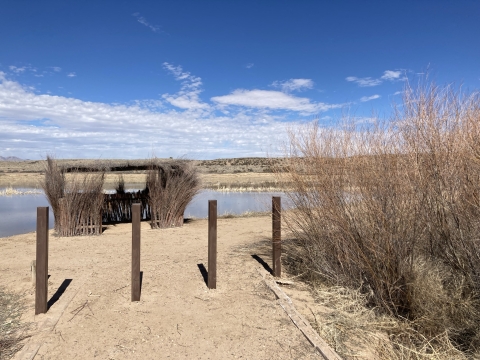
[
  {"xmin": 211, "ymin": 89, "xmax": 339, "ymax": 114},
  {"xmin": 51, "ymin": 66, "xmax": 62, "ymax": 72},
  {"xmin": 9, "ymin": 65, "xmax": 37, "ymax": 74},
  {"xmin": 245, "ymin": 63, "xmax": 254, "ymax": 69},
  {"xmin": 9, "ymin": 66, "xmax": 27, "ymax": 74},
  {"xmin": 346, "ymin": 70, "xmax": 405, "ymax": 87},
  {"xmin": 346, "ymin": 76, "xmax": 382, "ymax": 87},
  {"xmin": 67, "ymin": 72, "xmax": 76, "ymax": 78},
  {"xmin": 360, "ymin": 94, "xmax": 380, "ymax": 102},
  {"xmin": 272, "ymin": 78, "xmax": 314, "ymax": 92},
  {"xmin": 132, "ymin": 12, "xmax": 162, "ymax": 33},
  {"xmin": 162, "ymin": 62, "xmax": 209, "ymax": 110}
]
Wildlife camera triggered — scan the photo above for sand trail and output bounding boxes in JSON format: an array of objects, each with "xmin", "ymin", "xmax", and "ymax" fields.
[{"xmin": 2, "ymin": 216, "xmax": 318, "ymax": 359}]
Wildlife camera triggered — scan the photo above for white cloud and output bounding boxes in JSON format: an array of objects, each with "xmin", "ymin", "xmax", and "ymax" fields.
[
  {"xmin": 211, "ymin": 89, "xmax": 337, "ymax": 113},
  {"xmin": 272, "ymin": 78, "xmax": 314, "ymax": 92},
  {"xmin": 245, "ymin": 63, "xmax": 254, "ymax": 69},
  {"xmin": 0, "ymin": 75, "xmax": 294, "ymax": 159},
  {"xmin": 67, "ymin": 72, "xmax": 76, "ymax": 78},
  {"xmin": 132, "ymin": 12, "xmax": 161, "ymax": 33},
  {"xmin": 162, "ymin": 62, "xmax": 209, "ymax": 110},
  {"xmin": 51, "ymin": 66, "xmax": 62, "ymax": 72},
  {"xmin": 347, "ymin": 69, "xmax": 405, "ymax": 87},
  {"xmin": 0, "ymin": 66, "xmax": 354, "ymax": 159},
  {"xmin": 346, "ymin": 76, "xmax": 382, "ymax": 87},
  {"xmin": 381, "ymin": 70, "xmax": 402, "ymax": 81},
  {"xmin": 360, "ymin": 94, "xmax": 381, "ymax": 102}
]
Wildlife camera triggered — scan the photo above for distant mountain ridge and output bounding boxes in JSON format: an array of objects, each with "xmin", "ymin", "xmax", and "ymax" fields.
[{"xmin": 0, "ymin": 156, "xmax": 23, "ymax": 162}]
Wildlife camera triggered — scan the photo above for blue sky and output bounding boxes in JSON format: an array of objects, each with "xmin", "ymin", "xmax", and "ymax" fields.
[{"xmin": 1, "ymin": 0, "xmax": 479, "ymax": 159}]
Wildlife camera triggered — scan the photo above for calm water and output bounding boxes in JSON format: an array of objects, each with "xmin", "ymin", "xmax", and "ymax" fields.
[
  {"xmin": 0, "ymin": 189, "xmax": 54, "ymax": 238},
  {"xmin": 0, "ymin": 188, "xmax": 283, "ymax": 238}
]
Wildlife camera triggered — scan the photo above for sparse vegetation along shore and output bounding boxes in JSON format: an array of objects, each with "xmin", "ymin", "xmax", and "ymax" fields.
[
  {"xmin": 278, "ymin": 81, "xmax": 480, "ymax": 358},
  {"xmin": 0, "ymin": 187, "xmax": 42, "ymax": 196}
]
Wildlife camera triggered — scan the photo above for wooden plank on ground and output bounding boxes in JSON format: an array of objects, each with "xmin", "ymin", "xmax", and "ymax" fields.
[{"xmin": 261, "ymin": 270, "xmax": 342, "ymax": 360}]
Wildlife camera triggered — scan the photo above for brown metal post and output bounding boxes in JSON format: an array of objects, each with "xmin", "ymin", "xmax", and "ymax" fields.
[
  {"xmin": 272, "ymin": 197, "xmax": 281, "ymax": 277},
  {"xmin": 208, "ymin": 200, "xmax": 217, "ymax": 289},
  {"xmin": 131, "ymin": 203, "xmax": 141, "ymax": 301},
  {"xmin": 35, "ymin": 207, "xmax": 49, "ymax": 314}
]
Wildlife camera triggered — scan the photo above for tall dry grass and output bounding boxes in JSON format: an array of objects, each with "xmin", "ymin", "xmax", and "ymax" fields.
[
  {"xmin": 41, "ymin": 156, "xmax": 65, "ymax": 231},
  {"xmin": 42, "ymin": 156, "xmax": 105, "ymax": 236},
  {"xmin": 278, "ymin": 82, "xmax": 480, "ymax": 357},
  {"xmin": 146, "ymin": 158, "xmax": 200, "ymax": 228}
]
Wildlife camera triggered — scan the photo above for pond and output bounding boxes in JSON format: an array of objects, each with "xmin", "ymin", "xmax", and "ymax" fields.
[{"xmin": 0, "ymin": 188, "xmax": 285, "ymax": 238}]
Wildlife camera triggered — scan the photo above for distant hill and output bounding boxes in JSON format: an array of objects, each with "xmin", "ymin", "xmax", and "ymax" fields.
[{"xmin": 0, "ymin": 156, "xmax": 23, "ymax": 162}]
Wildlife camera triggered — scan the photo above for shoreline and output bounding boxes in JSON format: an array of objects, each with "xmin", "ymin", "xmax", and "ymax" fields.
[{"xmin": 0, "ymin": 171, "xmax": 281, "ymax": 190}]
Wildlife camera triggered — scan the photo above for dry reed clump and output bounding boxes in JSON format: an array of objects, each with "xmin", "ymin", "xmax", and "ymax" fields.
[
  {"xmin": 41, "ymin": 156, "xmax": 65, "ymax": 231},
  {"xmin": 0, "ymin": 287, "xmax": 30, "ymax": 360},
  {"xmin": 146, "ymin": 159, "xmax": 200, "ymax": 228},
  {"xmin": 41, "ymin": 156, "xmax": 105, "ymax": 236},
  {"xmin": 115, "ymin": 174, "xmax": 126, "ymax": 194},
  {"xmin": 278, "ymin": 81, "xmax": 480, "ymax": 357}
]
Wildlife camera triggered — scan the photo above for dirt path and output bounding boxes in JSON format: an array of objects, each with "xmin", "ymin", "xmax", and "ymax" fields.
[{"xmin": 1, "ymin": 217, "xmax": 319, "ymax": 359}]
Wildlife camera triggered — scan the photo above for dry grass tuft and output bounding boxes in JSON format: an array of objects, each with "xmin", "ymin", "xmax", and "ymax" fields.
[
  {"xmin": 0, "ymin": 287, "xmax": 30, "ymax": 360},
  {"xmin": 278, "ymin": 81, "xmax": 480, "ymax": 357}
]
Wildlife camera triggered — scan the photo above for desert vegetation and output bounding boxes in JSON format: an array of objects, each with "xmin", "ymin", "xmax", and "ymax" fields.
[
  {"xmin": 0, "ymin": 287, "xmax": 30, "ymax": 360},
  {"xmin": 279, "ymin": 81, "xmax": 480, "ymax": 358},
  {"xmin": 41, "ymin": 157, "xmax": 201, "ymax": 233},
  {"xmin": 41, "ymin": 156, "xmax": 105, "ymax": 236},
  {"xmin": 146, "ymin": 158, "xmax": 201, "ymax": 228}
]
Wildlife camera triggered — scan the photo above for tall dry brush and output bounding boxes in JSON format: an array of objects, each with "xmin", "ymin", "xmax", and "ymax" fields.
[
  {"xmin": 146, "ymin": 159, "xmax": 200, "ymax": 228},
  {"xmin": 42, "ymin": 156, "xmax": 105, "ymax": 236},
  {"xmin": 279, "ymin": 81, "xmax": 480, "ymax": 355},
  {"xmin": 41, "ymin": 156, "xmax": 65, "ymax": 232}
]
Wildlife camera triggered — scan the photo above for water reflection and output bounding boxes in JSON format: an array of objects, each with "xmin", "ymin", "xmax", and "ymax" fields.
[{"xmin": 0, "ymin": 188, "xmax": 284, "ymax": 238}]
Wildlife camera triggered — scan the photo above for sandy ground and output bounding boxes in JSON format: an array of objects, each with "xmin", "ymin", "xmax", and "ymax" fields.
[
  {"xmin": 0, "ymin": 172, "xmax": 279, "ymax": 190},
  {"xmin": 1, "ymin": 216, "xmax": 321, "ymax": 359}
]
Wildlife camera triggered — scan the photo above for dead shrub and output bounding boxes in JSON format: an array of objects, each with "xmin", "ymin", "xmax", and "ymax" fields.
[{"xmin": 278, "ymin": 81, "xmax": 480, "ymax": 356}]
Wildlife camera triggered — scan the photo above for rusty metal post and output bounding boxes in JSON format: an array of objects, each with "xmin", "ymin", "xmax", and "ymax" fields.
[
  {"xmin": 272, "ymin": 197, "xmax": 281, "ymax": 277},
  {"xmin": 208, "ymin": 200, "xmax": 217, "ymax": 289},
  {"xmin": 35, "ymin": 207, "xmax": 49, "ymax": 314},
  {"xmin": 131, "ymin": 203, "xmax": 141, "ymax": 301}
]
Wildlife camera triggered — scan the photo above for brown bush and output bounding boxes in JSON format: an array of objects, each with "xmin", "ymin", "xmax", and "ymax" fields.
[{"xmin": 278, "ymin": 81, "xmax": 480, "ymax": 355}]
